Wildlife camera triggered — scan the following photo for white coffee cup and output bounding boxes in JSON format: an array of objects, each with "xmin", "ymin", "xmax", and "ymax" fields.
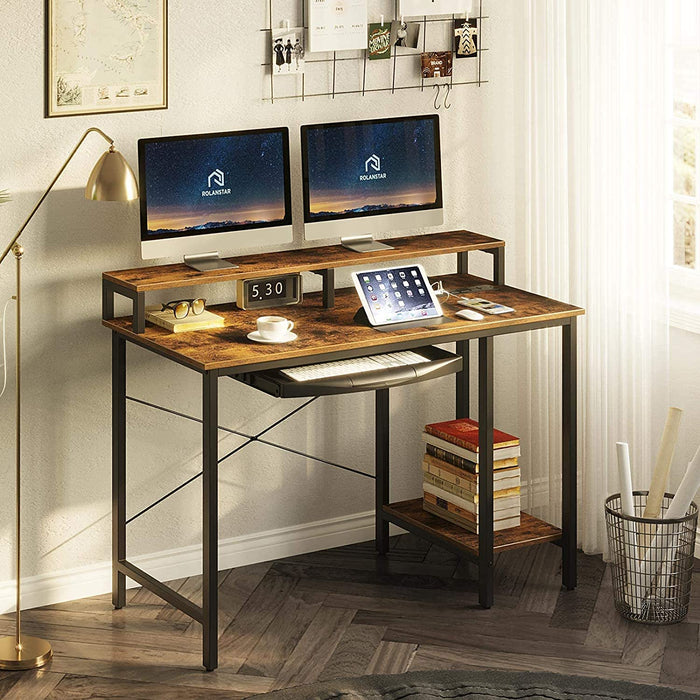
[{"xmin": 257, "ymin": 315, "xmax": 294, "ymax": 340}]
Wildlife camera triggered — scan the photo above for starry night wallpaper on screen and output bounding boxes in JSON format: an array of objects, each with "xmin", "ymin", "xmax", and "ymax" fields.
[
  {"xmin": 141, "ymin": 131, "xmax": 289, "ymax": 238},
  {"xmin": 304, "ymin": 117, "xmax": 440, "ymax": 220}
]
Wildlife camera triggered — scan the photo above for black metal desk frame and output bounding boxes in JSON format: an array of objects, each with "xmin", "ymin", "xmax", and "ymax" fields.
[{"xmin": 107, "ymin": 246, "xmax": 578, "ymax": 672}]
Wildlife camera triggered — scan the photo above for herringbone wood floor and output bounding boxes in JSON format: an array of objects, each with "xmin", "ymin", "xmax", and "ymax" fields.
[{"xmin": 1, "ymin": 537, "xmax": 698, "ymax": 698}]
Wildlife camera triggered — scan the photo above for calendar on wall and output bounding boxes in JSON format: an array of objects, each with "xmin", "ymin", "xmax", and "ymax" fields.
[{"xmin": 307, "ymin": 0, "xmax": 368, "ymax": 52}]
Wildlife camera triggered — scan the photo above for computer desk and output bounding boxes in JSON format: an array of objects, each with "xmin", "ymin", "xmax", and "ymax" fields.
[{"xmin": 102, "ymin": 233, "xmax": 584, "ymax": 671}]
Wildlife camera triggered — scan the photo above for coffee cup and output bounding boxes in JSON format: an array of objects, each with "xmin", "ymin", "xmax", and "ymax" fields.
[{"xmin": 257, "ymin": 315, "xmax": 294, "ymax": 340}]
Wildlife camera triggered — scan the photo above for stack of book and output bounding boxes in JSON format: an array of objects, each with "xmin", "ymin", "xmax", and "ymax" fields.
[{"xmin": 421, "ymin": 418, "xmax": 521, "ymax": 533}]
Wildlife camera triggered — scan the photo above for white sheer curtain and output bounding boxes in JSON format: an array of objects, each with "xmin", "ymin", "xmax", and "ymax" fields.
[{"xmin": 514, "ymin": 0, "xmax": 669, "ymax": 553}]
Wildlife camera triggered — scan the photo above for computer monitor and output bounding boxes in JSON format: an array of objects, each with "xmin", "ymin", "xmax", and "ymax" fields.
[
  {"xmin": 301, "ymin": 115, "xmax": 443, "ymax": 252},
  {"xmin": 138, "ymin": 127, "xmax": 293, "ymax": 270}
]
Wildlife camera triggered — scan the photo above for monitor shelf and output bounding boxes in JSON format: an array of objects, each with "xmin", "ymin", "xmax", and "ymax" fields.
[
  {"xmin": 104, "ymin": 230, "xmax": 503, "ymax": 292},
  {"xmin": 103, "ymin": 230, "xmax": 505, "ymax": 334}
]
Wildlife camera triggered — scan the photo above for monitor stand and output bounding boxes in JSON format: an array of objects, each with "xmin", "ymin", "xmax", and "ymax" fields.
[
  {"xmin": 183, "ymin": 252, "xmax": 239, "ymax": 271},
  {"xmin": 341, "ymin": 235, "xmax": 395, "ymax": 253}
]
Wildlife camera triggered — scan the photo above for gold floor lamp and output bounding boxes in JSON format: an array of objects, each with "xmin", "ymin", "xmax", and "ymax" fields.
[{"xmin": 0, "ymin": 127, "xmax": 138, "ymax": 670}]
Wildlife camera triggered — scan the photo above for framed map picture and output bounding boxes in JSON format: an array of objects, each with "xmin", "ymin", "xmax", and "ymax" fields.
[{"xmin": 46, "ymin": 0, "xmax": 167, "ymax": 117}]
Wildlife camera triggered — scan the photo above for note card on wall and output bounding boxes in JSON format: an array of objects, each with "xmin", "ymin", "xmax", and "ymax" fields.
[
  {"xmin": 399, "ymin": 0, "xmax": 469, "ymax": 16},
  {"xmin": 307, "ymin": 0, "xmax": 368, "ymax": 52}
]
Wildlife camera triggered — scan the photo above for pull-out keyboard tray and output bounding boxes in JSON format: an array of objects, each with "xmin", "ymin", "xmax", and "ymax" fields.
[{"xmin": 234, "ymin": 345, "xmax": 462, "ymax": 398}]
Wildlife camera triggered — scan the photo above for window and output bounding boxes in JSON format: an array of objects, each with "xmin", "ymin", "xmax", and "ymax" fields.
[{"xmin": 668, "ymin": 0, "xmax": 700, "ymax": 332}]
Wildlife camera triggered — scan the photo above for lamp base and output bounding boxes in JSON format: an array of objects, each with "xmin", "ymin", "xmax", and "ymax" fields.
[{"xmin": 0, "ymin": 635, "xmax": 52, "ymax": 670}]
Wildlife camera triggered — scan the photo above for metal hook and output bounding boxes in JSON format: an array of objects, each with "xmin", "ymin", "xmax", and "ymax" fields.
[
  {"xmin": 443, "ymin": 83, "xmax": 452, "ymax": 109},
  {"xmin": 433, "ymin": 84, "xmax": 441, "ymax": 110}
]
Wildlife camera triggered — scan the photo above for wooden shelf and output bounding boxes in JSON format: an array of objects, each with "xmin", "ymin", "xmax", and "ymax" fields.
[
  {"xmin": 383, "ymin": 498, "xmax": 562, "ymax": 559},
  {"xmin": 103, "ymin": 230, "xmax": 504, "ymax": 292},
  {"xmin": 103, "ymin": 273, "xmax": 584, "ymax": 372}
]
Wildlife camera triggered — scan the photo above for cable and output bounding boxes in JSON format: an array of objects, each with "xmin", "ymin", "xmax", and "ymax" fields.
[
  {"xmin": 0, "ymin": 298, "xmax": 13, "ymax": 399},
  {"xmin": 430, "ymin": 280, "xmax": 471, "ymax": 304}
]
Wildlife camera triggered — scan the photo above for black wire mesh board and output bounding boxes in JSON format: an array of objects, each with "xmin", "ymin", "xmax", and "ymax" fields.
[{"xmin": 262, "ymin": 0, "xmax": 489, "ymax": 102}]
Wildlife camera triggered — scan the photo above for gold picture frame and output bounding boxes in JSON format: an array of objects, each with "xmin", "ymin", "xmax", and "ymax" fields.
[{"xmin": 45, "ymin": 0, "xmax": 167, "ymax": 118}]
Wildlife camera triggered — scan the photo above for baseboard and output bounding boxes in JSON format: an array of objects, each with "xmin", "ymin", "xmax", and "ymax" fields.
[
  {"xmin": 5, "ymin": 488, "xmax": 687, "ymax": 614},
  {"xmin": 0, "ymin": 481, "xmax": 552, "ymax": 614},
  {"xmin": 0, "ymin": 509, "xmax": 400, "ymax": 614}
]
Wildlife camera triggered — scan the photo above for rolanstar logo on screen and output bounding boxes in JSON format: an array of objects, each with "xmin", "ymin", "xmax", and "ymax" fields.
[
  {"xmin": 359, "ymin": 153, "xmax": 386, "ymax": 181},
  {"xmin": 202, "ymin": 168, "xmax": 231, "ymax": 197}
]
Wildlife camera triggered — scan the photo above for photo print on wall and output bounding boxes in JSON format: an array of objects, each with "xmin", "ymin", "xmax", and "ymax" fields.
[
  {"xmin": 368, "ymin": 22, "xmax": 392, "ymax": 60},
  {"xmin": 421, "ymin": 52, "xmax": 453, "ymax": 79},
  {"xmin": 272, "ymin": 27, "xmax": 305, "ymax": 74},
  {"xmin": 391, "ymin": 20, "xmax": 421, "ymax": 51},
  {"xmin": 454, "ymin": 18, "xmax": 478, "ymax": 58}
]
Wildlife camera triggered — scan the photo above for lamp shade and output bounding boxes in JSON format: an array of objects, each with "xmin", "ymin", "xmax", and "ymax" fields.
[{"xmin": 85, "ymin": 148, "xmax": 138, "ymax": 202}]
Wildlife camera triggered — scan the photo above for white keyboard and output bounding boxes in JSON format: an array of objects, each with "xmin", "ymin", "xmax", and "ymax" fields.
[{"xmin": 281, "ymin": 350, "xmax": 430, "ymax": 382}]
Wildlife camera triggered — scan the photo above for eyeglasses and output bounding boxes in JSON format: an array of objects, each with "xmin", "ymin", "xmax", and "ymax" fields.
[{"xmin": 161, "ymin": 298, "xmax": 206, "ymax": 319}]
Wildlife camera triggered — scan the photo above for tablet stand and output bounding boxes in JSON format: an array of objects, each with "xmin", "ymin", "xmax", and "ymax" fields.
[{"xmin": 353, "ymin": 307, "xmax": 451, "ymax": 332}]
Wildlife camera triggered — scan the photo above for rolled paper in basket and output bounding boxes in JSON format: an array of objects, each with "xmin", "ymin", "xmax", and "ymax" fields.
[
  {"xmin": 640, "ymin": 408, "xmax": 683, "ymax": 551},
  {"xmin": 616, "ymin": 442, "xmax": 635, "ymax": 515},
  {"xmin": 663, "ymin": 444, "xmax": 700, "ymax": 520},
  {"xmin": 645, "ymin": 408, "xmax": 683, "ymax": 518},
  {"xmin": 615, "ymin": 442, "xmax": 641, "ymax": 612},
  {"xmin": 641, "ymin": 445, "xmax": 700, "ymax": 603}
]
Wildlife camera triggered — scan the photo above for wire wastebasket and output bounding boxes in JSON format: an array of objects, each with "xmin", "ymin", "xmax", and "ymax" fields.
[{"xmin": 605, "ymin": 491, "xmax": 698, "ymax": 624}]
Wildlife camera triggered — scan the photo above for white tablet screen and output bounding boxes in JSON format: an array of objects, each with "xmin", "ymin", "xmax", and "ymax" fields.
[{"xmin": 352, "ymin": 264, "xmax": 442, "ymax": 326}]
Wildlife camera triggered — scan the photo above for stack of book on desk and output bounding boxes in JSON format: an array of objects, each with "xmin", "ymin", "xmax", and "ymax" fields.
[{"xmin": 421, "ymin": 418, "xmax": 521, "ymax": 533}]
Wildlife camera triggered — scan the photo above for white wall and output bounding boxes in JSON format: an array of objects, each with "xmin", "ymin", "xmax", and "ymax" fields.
[{"xmin": 0, "ymin": 1, "xmax": 519, "ymax": 607}]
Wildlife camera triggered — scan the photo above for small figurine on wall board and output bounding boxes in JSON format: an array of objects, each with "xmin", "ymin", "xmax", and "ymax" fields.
[
  {"xmin": 272, "ymin": 27, "xmax": 305, "ymax": 74},
  {"xmin": 391, "ymin": 20, "xmax": 421, "ymax": 51},
  {"xmin": 454, "ymin": 18, "xmax": 478, "ymax": 58}
]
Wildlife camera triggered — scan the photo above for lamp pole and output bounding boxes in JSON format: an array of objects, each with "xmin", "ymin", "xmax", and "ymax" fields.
[
  {"xmin": 13, "ymin": 243, "xmax": 22, "ymax": 654},
  {"xmin": 0, "ymin": 242, "xmax": 53, "ymax": 671},
  {"xmin": 0, "ymin": 128, "xmax": 137, "ymax": 670}
]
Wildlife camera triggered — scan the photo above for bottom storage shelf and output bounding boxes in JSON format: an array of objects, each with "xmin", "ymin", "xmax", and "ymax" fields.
[{"xmin": 383, "ymin": 498, "xmax": 562, "ymax": 559}]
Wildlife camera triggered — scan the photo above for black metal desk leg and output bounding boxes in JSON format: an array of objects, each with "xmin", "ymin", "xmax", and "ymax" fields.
[
  {"xmin": 375, "ymin": 388, "xmax": 390, "ymax": 555},
  {"xmin": 322, "ymin": 270, "xmax": 335, "ymax": 308},
  {"xmin": 456, "ymin": 341, "xmax": 469, "ymax": 419},
  {"xmin": 478, "ymin": 336, "xmax": 494, "ymax": 608},
  {"xmin": 457, "ymin": 251, "xmax": 469, "ymax": 275},
  {"xmin": 133, "ymin": 292, "xmax": 146, "ymax": 334},
  {"xmin": 562, "ymin": 319, "xmax": 578, "ymax": 590},
  {"xmin": 492, "ymin": 247, "xmax": 505, "ymax": 285},
  {"xmin": 103, "ymin": 280, "xmax": 115, "ymax": 321},
  {"xmin": 112, "ymin": 333, "xmax": 126, "ymax": 609},
  {"xmin": 202, "ymin": 371, "xmax": 219, "ymax": 671},
  {"xmin": 456, "ymin": 252, "xmax": 470, "ymax": 418}
]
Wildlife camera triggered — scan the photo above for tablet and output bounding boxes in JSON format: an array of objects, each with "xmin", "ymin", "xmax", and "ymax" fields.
[{"xmin": 351, "ymin": 263, "xmax": 443, "ymax": 327}]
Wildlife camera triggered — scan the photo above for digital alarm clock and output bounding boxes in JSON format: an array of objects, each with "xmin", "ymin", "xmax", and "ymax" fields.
[{"xmin": 235, "ymin": 273, "xmax": 303, "ymax": 310}]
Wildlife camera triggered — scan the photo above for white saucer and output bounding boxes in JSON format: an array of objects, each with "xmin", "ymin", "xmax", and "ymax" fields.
[{"xmin": 247, "ymin": 330, "xmax": 298, "ymax": 344}]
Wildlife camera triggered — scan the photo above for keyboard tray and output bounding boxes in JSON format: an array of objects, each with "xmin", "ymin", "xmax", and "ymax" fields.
[{"xmin": 233, "ymin": 345, "xmax": 462, "ymax": 398}]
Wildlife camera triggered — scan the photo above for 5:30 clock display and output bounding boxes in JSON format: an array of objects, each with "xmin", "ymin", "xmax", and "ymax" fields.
[{"xmin": 235, "ymin": 273, "xmax": 303, "ymax": 310}]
